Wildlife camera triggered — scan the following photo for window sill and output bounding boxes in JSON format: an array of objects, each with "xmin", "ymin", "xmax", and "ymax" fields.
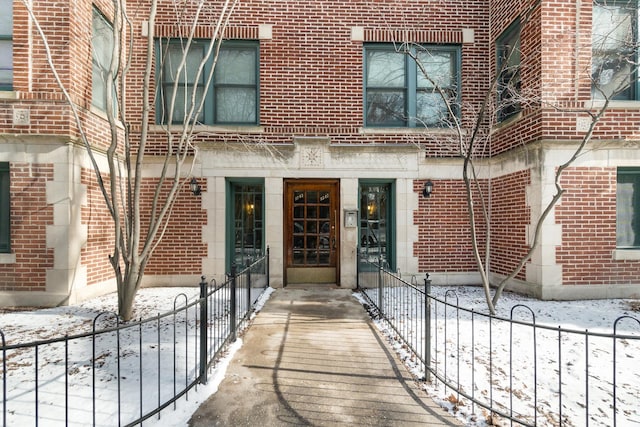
[
  {"xmin": 359, "ymin": 127, "xmax": 458, "ymax": 135},
  {"xmin": 89, "ymin": 106, "xmax": 125, "ymax": 129},
  {"xmin": 613, "ymin": 249, "xmax": 640, "ymax": 261},
  {"xmin": 491, "ymin": 111, "xmax": 523, "ymax": 132},
  {"xmin": 585, "ymin": 100, "xmax": 640, "ymax": 109},
  {"xmin": 149, "ymin": 124, "xmax": 264, "ymax": 133},
  {"xmin": 0, "ymin": 91, "xmax": 19, "ymax": 100},
  {"xmin": 0, "ymin": 253, "xmax": 16, "ymax": 264}
]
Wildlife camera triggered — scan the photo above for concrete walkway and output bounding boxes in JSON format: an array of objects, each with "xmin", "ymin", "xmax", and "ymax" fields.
[{"xmin": 188, "ymin": 287, "xmax": 461, "ymax": 427}]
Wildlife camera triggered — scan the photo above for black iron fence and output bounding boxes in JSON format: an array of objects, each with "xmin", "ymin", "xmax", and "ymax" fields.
[
  {"xmin": 0, "ymin": 248, "xmax": 270, "ymax": 427},
  {"xmin": 357, "ymin": 254, "xmax": 640, "ymax": 427}
]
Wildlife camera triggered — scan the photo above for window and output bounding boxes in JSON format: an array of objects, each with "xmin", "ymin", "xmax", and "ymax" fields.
[
  {"xmin": 592, "ymin": 1, "xmax": 638, "ymax": 100},
  {"xmin": 157, "ymin": 40, "xmax": 258, "ymax": 125},
  {"xmin": 91, "ymin": 7, "xmax": 115, "ymax": 111},
  {"xmin": 227, "ymin": 180, "xmax": 264, "ymax": 270},
  {"xmin": 359, "ymin": 181, "xmax": 395, "ymax": 270},
  {"xmin": 364, "ymin": 44, "xmax": 460, "ymax": 127},
  {"xmin": 617, "ymin": 168, "xmax": 640, "ymax": 248},
  {"xmin": 0, "ymin": 162, "xmax": 9, "ymax": 253},
  {"xmin": 0, "ymin": 0, "xmax": 12, "ymax": 90},
  {"xmin": 496, "ymin": 21, "xmax": 521, "ymax": 122}
]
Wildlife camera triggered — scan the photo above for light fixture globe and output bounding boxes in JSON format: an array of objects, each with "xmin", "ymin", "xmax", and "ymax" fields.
[
  {"xmin": 190, "ymin": 177, "xmax": 202, "ymax": 196},
  {"xmin": 422, "ymin": 180, "xmax": 433, "ymax": 198}
]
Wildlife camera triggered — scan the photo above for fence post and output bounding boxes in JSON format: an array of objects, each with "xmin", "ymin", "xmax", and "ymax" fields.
[
  {"xmin": 230, "ymin": 264, "xmax": 237, "ymax": 342},
  {"xmin": 424, "ymin": 273, "xmax": 432, "ymax": 382},
  {"xmin": 356, "ymin": 247, "xmax": 360, "ymax": 290},
  {"xmin": 377, "ymin": 255, "xmax": 383, "ymax": 313},
  {"xmin": 1, "ymin": 330, "xmax": 6, "ymax": 427},
  {"xmin": 199, "ymin": 276, "xmax": 208, "ymax": 384},
  {"xmin": 266, "ymin": 246, "xmax": 270, "ymax": 287},
  {"xmin": 246, "ymin": 259, "xmax": 252, "ymax": 313}
]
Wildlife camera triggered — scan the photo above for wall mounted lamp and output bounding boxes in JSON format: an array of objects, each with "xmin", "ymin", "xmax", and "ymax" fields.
[
  {"xmin": 190, "ymin": 177, "xmax": 202, "ymax": 196},
  {"xmin": 422, "ymin": 180, "xmax": 434, "ymax": 198}
]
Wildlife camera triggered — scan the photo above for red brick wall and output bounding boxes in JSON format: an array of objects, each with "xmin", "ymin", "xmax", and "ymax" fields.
[
  {"xmin": 9, "ymin": 0, "xmax": 75, "ymax": 135},
  {"xmin": 81, "ymin": 170, "xmax": 208, "ymax": 284},
  {"xmin": 537, "ymin": 1, "xmax": 640, "ymax": 144},
  {"xmin": 13, "ymin": 1, "xmax": 71, "ymax": 95},
  {"xmin": 82, "ymin": 168, "xmax": 116, "ymax": 286},
  {"xmin": 0, "ymin": 163, "xmax": 54, "ymax": 291},
  {"xmin": 1, "ymin": 0, "xmax": 118, "ymax": 153},
  {"xmin": 541, "ymin": 0, "xmax": 580, "ymax": 104},
  {"xmin": 489, "ymin": 0, "xmax": 544, "ymax": 156},
  {"xmin": 491, "ymin": 1, "xmax": 640, "ymax": 157},
  {"xmin": 490, "ymin": 171, "xmax": 531, "ymax": 280},
  {"xmin": 556, "ymin": 167, "xmax": 640, "ymax": 285},
  {"xmin": 141, "ymin": 178, "xmax": 207, "ymax": 276},
  {"xmin": 137, "ymin": 0, "xmax": 491, "ymax": 156},
  {"xmin": 414, "ymin": 179, "xmax": 487, "ymax": 273},
  {"xmin": 2, "ymin": 0, "xmax": 509, "ymax": 159},
  {"xmin": 414, "ymin": 173, "xmax": 530, "ymax": 281},
  {"xmin": 5, "ymin": 0, "xmax": 640, "ymax": 294}
]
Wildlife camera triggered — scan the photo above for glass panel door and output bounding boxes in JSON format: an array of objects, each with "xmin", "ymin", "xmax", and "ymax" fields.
[
  {"xmin": 285, "ymin": 180, "xmax": 339, "ymax": 284},
  {"xmin": 292, "ymin": 189, "xmax": 332, "ymax": 266},
  {"xmin": 229, "ymin": 183, "xmax": 263, "ymax": 268},
  {"xmin": 359, "ymin": 182, "xmax": 394, "ymax": 269}
]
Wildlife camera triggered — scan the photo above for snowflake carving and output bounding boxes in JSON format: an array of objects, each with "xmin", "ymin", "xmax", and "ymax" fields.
[{"xmin": 301, "ymin": 147, "xmax": 323, "ymax": 168}]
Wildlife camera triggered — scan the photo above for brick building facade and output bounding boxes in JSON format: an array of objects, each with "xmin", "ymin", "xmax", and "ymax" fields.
[{"xmin": 1, "ymin": 0, "xmax": 640, "ymax": 307}]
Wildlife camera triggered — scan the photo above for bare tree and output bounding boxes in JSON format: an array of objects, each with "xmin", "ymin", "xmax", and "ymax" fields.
[
  {"xmin": 401, "ymin": 1, "xmax": 635, "ymax": 313},
  {"xmin": 22, "ymin": 0, "xmax": 239, "ymax": 320}
]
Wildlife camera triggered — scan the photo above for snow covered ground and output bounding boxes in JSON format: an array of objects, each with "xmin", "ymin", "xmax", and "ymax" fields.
[
  {"xmin": 0, "ymin": 287, "xmax": 273, "ymax": 427},
  {"xmin": 358, "ymin": 286, "xmax": 640, "ymax": 427},
  {"xmin": 1, "ymin": 286, "xmax": 639, "ymax": 426}
]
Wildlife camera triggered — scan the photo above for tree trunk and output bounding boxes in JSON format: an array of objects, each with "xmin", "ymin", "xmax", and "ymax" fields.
[{"xmin": 118, "ymin": 266, "xmax": 142, "ymax": 321}]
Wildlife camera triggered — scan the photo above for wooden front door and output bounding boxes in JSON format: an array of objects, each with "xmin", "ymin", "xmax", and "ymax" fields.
[{"xmin": 284, "ymin": 179, "xmax": 339, "ymax": 285}]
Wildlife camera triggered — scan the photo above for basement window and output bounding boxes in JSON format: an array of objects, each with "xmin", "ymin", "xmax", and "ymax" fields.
[
  {"xmin": 0, "ymin": 162, "xmax": 9, "ymax": 253},
  {"xmin": 617, "ymin": 167, "xmax": 640, "ymax": 248}
]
